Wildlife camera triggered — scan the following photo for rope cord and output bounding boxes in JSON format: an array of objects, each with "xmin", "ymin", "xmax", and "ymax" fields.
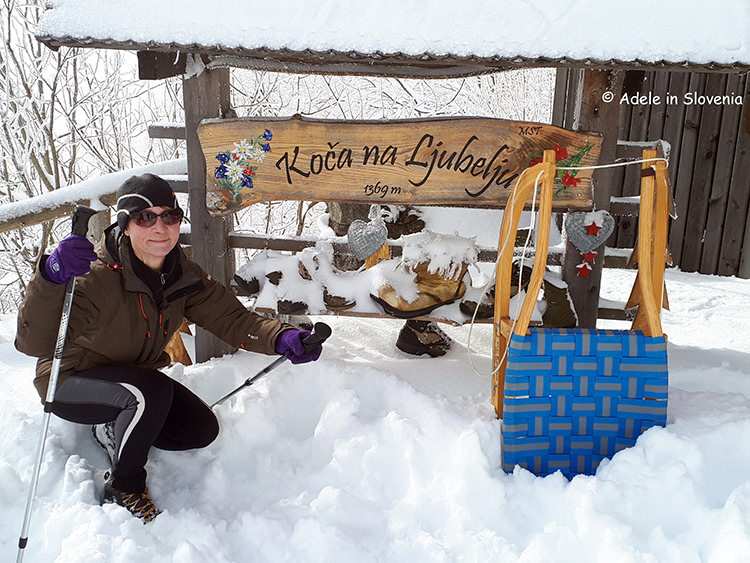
[
  {"xmin": 466, "ymin": 166, "xmax": 542, "ymax": 377},
  {"xmin": 557, "ymin": 157, "xmax": 668, "ymax": 171},
  {"xmin": 465, "ymin": 156, "xmax": 667, "ymax": 378}
]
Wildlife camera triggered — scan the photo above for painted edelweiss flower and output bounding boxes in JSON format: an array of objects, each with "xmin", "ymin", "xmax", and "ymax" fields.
[
  {"xmin": 232, "ymin": 139, "xmax": 253, "ymax": 158},
  {"xmin": 225, "ymin": 160, "xmax": 245, "ymax": 183},
  {"xmin": 214, "ymin": 130, "xmax": 273, "ymax": 200}
]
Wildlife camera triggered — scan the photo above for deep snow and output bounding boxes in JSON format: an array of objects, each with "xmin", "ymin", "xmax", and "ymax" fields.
[{"xmin": 2, "ymin": 264, "xmax": 750, "ymax": 562}]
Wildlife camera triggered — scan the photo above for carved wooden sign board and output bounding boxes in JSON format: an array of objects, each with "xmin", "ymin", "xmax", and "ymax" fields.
[{"xmin": 197, "ymin": 116, "xmax": 601, "ymax": 215}]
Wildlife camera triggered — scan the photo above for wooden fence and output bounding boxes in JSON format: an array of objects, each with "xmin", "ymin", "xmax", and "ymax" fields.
[{"xmin": 555, "ymin": 69, "xmax": 750, "ymax": 278}]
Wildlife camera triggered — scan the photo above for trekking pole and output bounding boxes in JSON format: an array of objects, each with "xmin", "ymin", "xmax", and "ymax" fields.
[
  {"xmin": 17, "ymin": 205, "xmax": 98, "ymax": 563},
  {"xmin": 211, "ymin": 322, "xmax": 332, "ymax": 408}
]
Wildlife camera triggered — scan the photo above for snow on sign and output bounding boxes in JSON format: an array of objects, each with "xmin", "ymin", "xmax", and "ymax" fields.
[{"xmin": 197, "ymin": 115, "xmax": 601, "ymax": 215}]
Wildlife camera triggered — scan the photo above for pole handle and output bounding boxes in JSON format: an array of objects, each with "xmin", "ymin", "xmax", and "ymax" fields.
[
  {"xmin": 71, "ymin": 205, "xmax": 97, "ymax": 237},
  {"xmin": 302, "ymin": 322, "xmax": 332, "ymax": 352}
]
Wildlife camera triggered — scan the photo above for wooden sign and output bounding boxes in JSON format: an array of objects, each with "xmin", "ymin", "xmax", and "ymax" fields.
[{"xmin": 197, "ymin": 115, "xmax": 602, "ymax": 215}]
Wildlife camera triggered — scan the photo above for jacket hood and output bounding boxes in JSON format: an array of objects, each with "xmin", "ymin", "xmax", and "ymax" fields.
[
  {"xmin": 98, "ymin": 222, "xmax": 196, "ymax": 304},
  {"xmin": 102, "ymin": 222, "xmax": 123, "ymax": 263}
]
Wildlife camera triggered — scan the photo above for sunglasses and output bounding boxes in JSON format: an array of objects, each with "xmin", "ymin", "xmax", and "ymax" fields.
[{"xmin": 131, "ymin": 208, "xmax": 184, "ymax": 227}]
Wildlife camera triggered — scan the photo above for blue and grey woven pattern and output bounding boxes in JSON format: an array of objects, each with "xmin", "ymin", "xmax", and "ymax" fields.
[{"xmin": 502, "ymin": 328, "xmax": 668, "ymax": 478}]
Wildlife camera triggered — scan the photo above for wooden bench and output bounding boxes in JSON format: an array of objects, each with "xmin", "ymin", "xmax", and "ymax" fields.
[{"xmin": 165, "ymin": 116, "xmax": 669, "ymax": 386}]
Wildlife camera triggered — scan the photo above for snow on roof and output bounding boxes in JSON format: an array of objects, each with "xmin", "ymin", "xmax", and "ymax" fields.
[{"xmin": 38, "ymin": 0, "xmax": 750, "ymax": 70}]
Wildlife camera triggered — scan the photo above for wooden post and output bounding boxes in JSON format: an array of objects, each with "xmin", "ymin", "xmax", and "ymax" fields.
[
  {"xmin": 562, "ymin": 69, "xmax": 625, "ymax": 328},
  {"xmin": 87, "ymin": 207, "xmax": 110, "ymax": 242},
  {"xmin": 183, "ymin": 67, "xmax": 236, "ymax": 362}
]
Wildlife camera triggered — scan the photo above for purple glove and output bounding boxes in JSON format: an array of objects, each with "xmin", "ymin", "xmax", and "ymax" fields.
[
  {"xmin": 44, "ymin": 235, "xmax": 98, "ymax": 284},
  {"xmin": 275, "ymin": 329, "xmax": 322, "ymax": 364}
]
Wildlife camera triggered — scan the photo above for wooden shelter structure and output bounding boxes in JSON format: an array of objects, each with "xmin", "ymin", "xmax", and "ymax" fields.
[{"xmin": 33, "ymin": 4, "xmax": 750, "ymax": 363}]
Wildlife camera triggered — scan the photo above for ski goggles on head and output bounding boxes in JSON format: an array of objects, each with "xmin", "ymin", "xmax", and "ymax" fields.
[{"xmin": 130, "ymin": 207, "xmax": 184, "ymax": 227}]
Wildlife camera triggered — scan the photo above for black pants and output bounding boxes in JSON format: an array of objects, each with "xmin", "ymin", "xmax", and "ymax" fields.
[{"xmin": 51, "ymin": 366, "xmax": 219, "ymax": 493}]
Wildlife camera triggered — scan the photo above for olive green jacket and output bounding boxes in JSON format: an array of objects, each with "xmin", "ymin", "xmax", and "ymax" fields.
[{"xmin": 16, "ymin": 226, "xmax": 289, "ymax": 399}]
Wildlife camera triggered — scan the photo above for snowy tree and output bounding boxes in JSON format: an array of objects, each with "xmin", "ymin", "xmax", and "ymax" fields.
[
  {"xmin": 1, "ymin": 0, "xmax": 554, "ymax": 312},
  {"xmin": 0, "ymin": 0, "xmax": 181, "ymax": 311}
]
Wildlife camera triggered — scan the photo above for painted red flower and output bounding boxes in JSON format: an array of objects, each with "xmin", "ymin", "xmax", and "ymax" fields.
[
  {"xmin": 553, "ymin": 145, "xmax": 568, "ymax": 161},
  {"xmin": 562, "ymin": 171, "xmax": 581, "ymax": 187},
  {"xmin": 528, "ymin": 156, "xmax": 543, "ymax": 167},
  {"xmin": 243, "ymin": 166, "xmax": 256, "ymax": 177}
]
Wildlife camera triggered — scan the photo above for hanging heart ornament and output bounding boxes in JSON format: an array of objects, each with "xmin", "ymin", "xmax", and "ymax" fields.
[
  {"xmin": 565, "ymin": 211, "xmax": 615, "ymax": 254},
  {"xmin": 347, "ymin": 219, "xmax": 388, "ymax": 260}
]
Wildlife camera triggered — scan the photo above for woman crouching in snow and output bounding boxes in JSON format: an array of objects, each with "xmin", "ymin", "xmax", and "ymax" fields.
[{"xmin": 15, "ymin": 173, "xmax": 322, "ymax": 522}]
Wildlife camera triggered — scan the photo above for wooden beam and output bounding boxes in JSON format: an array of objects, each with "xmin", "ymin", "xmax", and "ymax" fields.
[
  {"xmin": 0, "ymin": 192, "xmax": 116, "ymax": 235},
  {"xmin": 615, "ymin": 140, "xmax": 662, "ymax": 160},
  {"xmin": 148, "ymin": 123, "xmax": 187, "ymax": 140},
  {"xmin": 165, "ymin": 175, "xmax": 189, "ymax": 193},
  {"xmin": 551, "ymin": 69, "xmax": 571, "ymax": 127},
  {"xmin": 37, "ymin": 35, "xmax": 750, "ymax": 76},
  {"xmin": 138, "ymin": 51, "xmax": 187, "ymax": 80},
  {"xmin": 562, "ymin": 69, "xmax": 625, "ymax": 328},
  {"xmin": 181, "ymin": 231, "xmax": 634, "ymax": 268},
  {"xmin": 183, "ymin": 67, "xmax": 235, "ymax": 362},
  {"xmin": 609, "ymin": 198, "xmax": 641, "ymax": 216}
]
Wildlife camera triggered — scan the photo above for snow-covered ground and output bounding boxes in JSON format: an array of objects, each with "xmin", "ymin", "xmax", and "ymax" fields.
[{"xmin": 1, "ymin": 266, "xmax": 750, "ymax": 562}]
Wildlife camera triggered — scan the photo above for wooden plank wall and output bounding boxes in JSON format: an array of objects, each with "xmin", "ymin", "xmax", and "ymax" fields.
[{"xmin": 555, "ymin": 69, "xmax": 750, "ymax": 278}]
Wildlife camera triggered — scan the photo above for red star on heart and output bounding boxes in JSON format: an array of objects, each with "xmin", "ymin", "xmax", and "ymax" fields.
[
  {"xmin": 582, "ymin": 251, "xmax": 598, "ymax": 263},
  {"xmin": 585, "ymin": 221, "xmax": 602, "ymax": 236},
  {"xmin": 576, "ymin": 262, "xmax": 593, "ymax": 278}
]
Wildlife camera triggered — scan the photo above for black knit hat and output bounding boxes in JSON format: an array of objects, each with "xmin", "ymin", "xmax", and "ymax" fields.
[{"xmin": 116, "ymin": 173, "xmax": 180, "ymax": 231}]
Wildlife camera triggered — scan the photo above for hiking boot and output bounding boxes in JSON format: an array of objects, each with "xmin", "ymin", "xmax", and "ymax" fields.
[
  {"xmin": 233, "ymin": 273, "xmax": 260, "ymax": 295},
  {"xmin": 92, "ymin": 422, "xmax": 117, "ymax": 467},
  {"xmin": 103, "ymin": 478, "xmax": 162, "ymax": 523},
  {"xmin": 371, "ymin": 231, "xmax": 477, "ymax": 319},
  {"xmin": 298, "ymin": 251, "xmax": 356, "ymax": 310},
  {"xmin": 396, "ymin": 320, "xmax": 452, "ymax": 357},
  {"xmin": 373, "ymin": 261, "xmax": 470, "ymax": 318},
  {"xmin": 266, "ymin": 271, "xmax": 283, "ymax": 285},
  {"xmin": 277, "ymin": 299, "xmax": 307, "ymax": 315},
  {"xmin": 323, "ymin": 289, "xmax": 356, "ymax": 310},
  {"xmin": 459, "ymin": 261, "xmax": 533, "ymax": 319},
  {"xmin": 459, "ymin": 288, "xmax": 495, "ymax": 319}
]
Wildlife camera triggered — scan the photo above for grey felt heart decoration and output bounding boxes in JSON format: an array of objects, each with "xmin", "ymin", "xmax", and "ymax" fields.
[
  {"xmin": 347, "ymin": 219, "xmax": 388, "ymax": 260},
  {"xmin": 565, "ymin": 211, "xmax": 615, "ymax": 254}
]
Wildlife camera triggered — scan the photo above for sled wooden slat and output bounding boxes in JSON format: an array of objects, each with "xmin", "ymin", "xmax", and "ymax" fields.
[{"xmin": 491, "ymin": 151, "xmax": 557, "ymax": 410}]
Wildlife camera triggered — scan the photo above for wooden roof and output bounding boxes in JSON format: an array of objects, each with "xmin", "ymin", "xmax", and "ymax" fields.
[{"xmin": 36, "ymin": 35, "xmax": 750, "ymax": 78}]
